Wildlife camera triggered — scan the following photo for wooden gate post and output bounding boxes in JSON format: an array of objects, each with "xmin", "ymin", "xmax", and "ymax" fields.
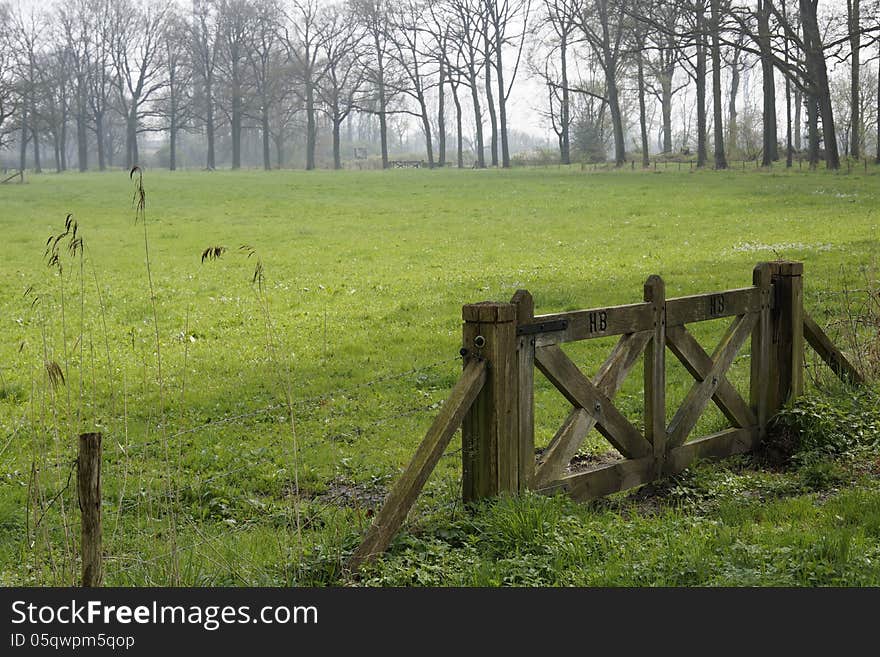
[
  {"xmin": 77, "ymin": 432, "xmax": 102, "ymax": 587},
  {"xmin": 461, "ymin": 301, "xmax": 518, "ymax": 503},
  {"xmin": 511, "ymin": 290, "xmax": 535, "ymax": 490},
  {"xmin": 766, "ymin": 261, "xmax": 804, "ymax": 414}
]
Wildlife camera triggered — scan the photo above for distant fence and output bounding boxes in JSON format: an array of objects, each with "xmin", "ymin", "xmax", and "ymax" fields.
[{"xmin": 351, "ymin": 260, "xmax": 863, "ymax": 566}]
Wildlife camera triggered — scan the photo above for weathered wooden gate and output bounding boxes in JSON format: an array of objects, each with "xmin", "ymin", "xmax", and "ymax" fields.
[{"xmin": 350, "ymin": 261, "xmax": 862, "ymax": 567}]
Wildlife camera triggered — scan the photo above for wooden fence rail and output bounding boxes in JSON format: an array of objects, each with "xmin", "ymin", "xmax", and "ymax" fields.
[{"xmin": 350, "ymin": 260, "xmax": 863, "ymax": 566}]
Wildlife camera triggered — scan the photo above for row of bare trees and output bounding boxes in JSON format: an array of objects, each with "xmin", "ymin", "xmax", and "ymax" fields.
[
  {"xmin": 532, "ymin": 0, "xmax": 880, "ymax": 170},
  {"xmin": 0, "ymin": 0, "xmax": 878, "ymax": 171}
]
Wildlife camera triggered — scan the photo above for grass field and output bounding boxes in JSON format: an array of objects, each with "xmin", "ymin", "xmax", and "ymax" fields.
[{"xmin": 1, "ymin": 165, "xmax": 880, "ymax": 586}]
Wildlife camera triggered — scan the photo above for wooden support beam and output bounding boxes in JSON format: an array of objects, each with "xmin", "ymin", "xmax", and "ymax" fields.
[
  {"xmin": 644, "ymin": 275, "xmax": 666, "ymax": 470},
  {"xmin": 535, "ymin": 345, "xmax": 652, "ymax": 460},
  {"xmin": 803, "ymin": 313, "xmax": 864, "ymax": 385},
  {"xmin": 349, "ymin": 359, "xmax": 487, "ymax": 569},
  {"xmin": 666, "ymin": 325, "xmax": 756, "ymax": 429},
  {"xmin": 533, "ymin": 331, "xmax": 650, "ymax": 488},
  {"xmin": 538, "ymin": 456, "xmax": 655, "ymax": 501},
  {"xmin": 666, "ymin": 312, "xmax": 758, "ymax": 448}
]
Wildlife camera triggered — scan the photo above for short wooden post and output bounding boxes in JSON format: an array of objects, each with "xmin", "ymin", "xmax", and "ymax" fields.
[
  {"xmin": 766, "ymin": 261, "xmax": 804, "ymax": 414},
  {"xmin": 77, "ymin": 432, "xmax": 102, "ymax": 587},
  {"xmin": 750, "ymin": 263, "xmax": 773, "ymax": 438},
  {"xmin": 644, "ymin": 276, "xmax": 666, "ymax": 473},
  {"xmin": 461, "ymin": 301, "xmax": 518, "ymax": 503},
  {"xmin": 511, "ymin": 290, "xmax": 535, "ymax": 490}
]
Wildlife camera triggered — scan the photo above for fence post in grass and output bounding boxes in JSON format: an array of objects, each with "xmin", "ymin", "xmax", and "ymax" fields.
[
  {"xmin": 766, "ymin": 261, "xmax": 804, "ymax": 415},
  {"xmin": 462, "ymin": 301, "xmax": 518, "ymax": 503},
  {"xmin": 77, "ymin": 432, "xmax": 102, "ymax": 587}
]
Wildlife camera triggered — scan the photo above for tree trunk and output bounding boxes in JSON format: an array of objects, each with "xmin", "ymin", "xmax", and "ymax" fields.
[
  {"xmin": 757, "ymin": 0, "xmax": 778, "ymax": 165},
  {"xmin": 262, "ymin": 102, "xmax": 271, "ymax": 171},
  {"xmin": 695, "ymin": 5, "xmax": 708, "ymax": 168},
  {"xmin": 232, "ymin": 65, "xmax": 242, "ymax": 170},
  {"xmin": 661, "ymin": 75, "xmax": 673, "ymax": 153},
  {"xmin": 806, "ymin": 92, "xmax": 819, "ymax": 167},
  {"xmin": 800, "ymin": 0, "xmax": 839, "ymax": 169},
  {"xmin": 77, "ymin": 92, "xmax": 88, "ymax": 172},
  {"xmin": 31, "ymin": 125, "xmax": 43, "ymax": 173},
  {"xmin": 333, "ymin": 117, "xmax": 342, "ymax": 170},
  {"xmin": 794, "ymin": 87, "xmax": 802, "ymax": 151},
  {"xmin": 206, "ymin": 82, "xmax": 216, "ymax": 169},
  {"xmin": 96, "ymin": 113, "xmax": 106, "ymax": 171},
  {"xmin": 19, "ymin": 110, "xmax": 28, "ymax": 171},
  {"xmin": 468, "ymin": 66, "xmax": 486, "ymax": 168},
  {"xmin": 419, "ymin": 95, "xmax": 434, "ymax": 167},
  {"xmin": 495, "ymin": 33, "xmax": 510, "ymax": 168},
  {"xmin": 306, "ymin": 73, "xmax": 316, "ymax": 170},
  {"xmin": 484, "ymin": 37, "xmax": 498, "ymax": 167},
  {"xmin": 637, "ymin": 51, "xmax": 649, "ymax": 168},
  {"xmin": 728, "ymin": 49, "xmax": 740, "ymax": 157},
  {"xmin": 847, "ymin": 0, "xmax": 860, "ymax": 160},
  {"xmin": 710, "ymin": 0, "xmax": 726, "ymax": 169},
  {"xmin": 560, "ymin": 36, "xmax": 570, "ymax": 165},
  {"xmin": 437, "ymin": 61, "xmax": 446, "ymax": 167},
  {"xmin": 453, "ymin": 83, "xmax": 464, "ymax": 168}
]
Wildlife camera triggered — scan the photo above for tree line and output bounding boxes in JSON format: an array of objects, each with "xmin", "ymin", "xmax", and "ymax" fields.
[{"xmin": 0, "ymin": 0, "xmax": 878, "ymax": 172}]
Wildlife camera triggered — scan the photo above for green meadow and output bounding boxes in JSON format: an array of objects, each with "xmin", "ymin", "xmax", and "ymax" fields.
[{"xmin": 1, "ymin": 165, "xmax": 879, "ymax": 586}]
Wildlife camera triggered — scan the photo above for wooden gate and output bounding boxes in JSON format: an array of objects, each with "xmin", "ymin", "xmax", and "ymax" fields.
[{"xmin": 350, "ymin": 260, "xmax": 862, "ymax": 567}]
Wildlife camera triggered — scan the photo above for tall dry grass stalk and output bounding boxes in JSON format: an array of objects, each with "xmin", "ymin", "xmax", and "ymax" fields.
[{"xmin": 131, "ymin": 166, "xmax": 180, "ymax": 585}]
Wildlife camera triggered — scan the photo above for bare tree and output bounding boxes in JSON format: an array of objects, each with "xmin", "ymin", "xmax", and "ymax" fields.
[
  {"xmin": 156, "ymin": 8, "xmax": 195, "ymax": 170},
  {"xmin": 388, "ymin": 0, "xmax": 439, "ymax": 166},
  {"xmin": 449, "ymin": 0, "xmax": 488, "ymax": 168},
  {"xmin": 0, "ymin": 2, "xmax": 18, "ymax": 151},
  {"xmin": 246, "ymin": 0, "xmax": 284, "ymax": 170},
  {"xmin": 216, "ymin": 0, "xmax": 254, "ymax": 170},
  {"xmin": 484, "ymin": 0, "xmax": 532, "ymax": 167},
  {"xmin": 709, "ymin": 0, "xmax": 727, "ymax": 168},
  {"xmin": 353, "ymin": 0, "xmax": 398, "ymax": 168},
  {"xmin": 534, "ymin": 0, "xmax": 578, "ymax": 164},
  {"xmin": 576, "ymin": 0, "xmax": 629, "ymax": 166},
  {"xmin": 10, "ymin": 3, "xmax": 45, "ymax": 172},
  {"xmin": 318, "ymin": 2, "xmax": 365, "ymax": 169},
  {"xmin": 108, "ymin": 0, "xmax": 170, "ymax": 168},
  {"xmin": 192, "ymin": 0, "xmax": 222, "ymax": 169},
  {"xmin": 282, "ymin": 0, "xmax": 328, "ymax": 170}
]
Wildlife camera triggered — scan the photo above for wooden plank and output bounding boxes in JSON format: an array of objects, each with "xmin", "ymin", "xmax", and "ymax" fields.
[
  {"xmin": 666, "ymin": 312, "xmax": 759, "ymax": 448},
  {"xmin": 803, "ymin": 313, "xmax": 864, "ymax": 385},
  {"xmin": 664, "ymin": 427, "xmax": 759, "ymax": 474},
  {"xmin": 533, "ymin": 331, "xmax": 650, "ymax": 488},
  {"xmin": 511, "ymin": 290, "xmax": 535, "ymax": 490},
  {"xmin": 666, "ymin": 324, "xmax": 756, "ymax": 429},
  {"xmin": 666, "ymin": 286, "xmax": 762, "ymax": 327},
  {"xmin": 538, "ymin": 456, "xmax": 655, "ymax": 501},
  {"xmin": 538, "ymin": 427, "xmax": 759, "ymax": 502},
  {"xmin": 525, "ymin": 302, "xmax": 653, "ymax": 346},
  {"xmin": 349, "ymin": 359, "xmax": 487, "ymax": 569},
  {"xmin": 535, "ymin": 345, "xmax": 653, "ymax": 459},
  {"xmin": 644, "ymin": 275, "xmax": 666, "ymax": 468},
  {"xmin": 461, "ymin": 302, "xmax": 518, "ymax": 502},
  {"xmin": 750, "ymin": 263, "xmax": 773, "ymax": 440}
]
